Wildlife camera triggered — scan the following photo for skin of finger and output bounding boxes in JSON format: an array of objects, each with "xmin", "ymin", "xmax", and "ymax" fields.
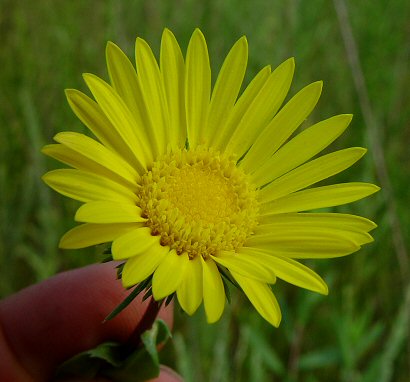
[
  {"xmin": 152, "ymin": 365, "xmax": 184, "ymax": 382},
  {"xmin": 0, "ymin": 262, "xmax": 173, "ymax": 381}
]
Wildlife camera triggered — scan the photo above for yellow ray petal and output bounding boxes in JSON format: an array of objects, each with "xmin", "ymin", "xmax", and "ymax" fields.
[
  {"xmin": 224, "ymin": 58, "xmax": 295, "ymax": 158},
  {"xmin": 111, "ymin": 227, "xmax": 161, "ymax": 260},
  {"xmin": 213, "ymin": 65, "xmax": 271, "ymax": 150},
  {"xmin": 152, "ymin": 251, "xmax": 189, "ymax": 300},
  {"xmin": 42, "ymin": 144, "xmax": 132, "ymax": 188},
  {"xmin": 259, "ymin": 213, "xmax": 376, "ymax": 245},
  {"xmin": 53, "ymin": 132, "xmax": 139, "ymax": 185},
  {"xmin": 259, "ymin": 147, "xmax": 367, "ymax": 199},
  {"xmin": 65, "ymin": 89, "xmax": 135, "ymax": 161},
  {"xmin": 211, "ymin": 251, "xmax": 276, "ymax": 283},
  {"xmin": 246, "ymin": 230, "xmax": 360, "ymax": 257},
  {"xmin": 160, "ymin": 28, "xmax": 186, "ymax": 149},
  {"xmin": 261, "ymin": 182, "xmax": 380, "ymax": 214},
  {"xmin": 241, "ymin": 81, "xmax": 323, "ymax": 173},
  {"xmin": 248, "ymin": 114, "xmax": 352, "ymax": 185},
  {"xmin": 59, "ymin": 223, "xmax": 138, "ymax": 249},
  {"xmin": 185, "ymin": 29, "xmax": 211, "ymax": 148},
  {"xmin": 122, "ymin": 244, "xmax": 170, "ymax": 288},
  {"xmin": 259, "ymin": 212, "xmax": 377, "ymax": 232},
  {"xmin": 206, "ymin": 36, "xmax": 248, "ymax": 143},
  {"xmin": 106, "ymin": 42, "xmax": 147, "ymax": 132},
  {"xmin": 75, "ymin": 201, "xmax": 146, "ymax": 224},
  {"xmin": 83, "ymin": 73, "xmax": 151, "ymax": 172},
  {"xmin": 231, "ymin": 271, "xmax": 281, "ymax": 327},
  {"xmin": 176, "ymin": 255, "xmax": 203, "ymax": 315},
  {"xmin": 247, "ymin": 226, "xmax": 359, "ymax": 249},
  {"xmin": 42, "ymin": 169, "xmax": 137, "ymax": 203},
  {"xmin": 256, "ymin": 213, "xmax": 375, "ymax": 246},
  {"xmin": 243, "ymin": 245, "xmax": 357, "ymax": 259},
  {"xmin": 253, "ymin": 223, "xmax": 373, "ymax": 246},
  {"xmin": 136, "ymin": 37, "xmax": 170, "ymax": 155},
  {"xmin": 201, "ymin": 257, "xmax": 225, "ymax": 323},
  {"xmin": 239, "ymin": 248, "xmax": 328, "ymax": 295},
  {"xmin": 106, "ymin": 42, "xmax": 159, "ymax": 157}
]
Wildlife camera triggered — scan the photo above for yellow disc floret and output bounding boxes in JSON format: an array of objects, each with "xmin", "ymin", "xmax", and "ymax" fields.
[{"xmin": 137, "ymin": 148, "xmax": 259, "ymax": 259}]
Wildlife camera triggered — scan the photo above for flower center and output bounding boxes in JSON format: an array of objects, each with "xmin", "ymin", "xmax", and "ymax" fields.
[{"xmin": 137, "ymin": 148, "xmax": 259, "ymax": 258}]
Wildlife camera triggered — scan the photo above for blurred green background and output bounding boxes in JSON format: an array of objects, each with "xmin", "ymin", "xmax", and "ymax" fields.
[{"xmin": 1, "ymin": 0, "xmax": 409, "ymax": 381}]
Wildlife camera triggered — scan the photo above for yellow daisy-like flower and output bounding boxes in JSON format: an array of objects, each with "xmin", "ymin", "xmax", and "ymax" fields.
[{"xmin": 42, "ymin": 29, "xmax": 379, "ymax": 327}]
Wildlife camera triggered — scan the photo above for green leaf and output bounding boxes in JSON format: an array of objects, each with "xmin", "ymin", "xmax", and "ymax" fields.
[
  {"xmin": 141, "ymin": 318, "xmax": 172, "ymax": 365},
  {"xmin": 104, "ymin": 320, "xmax": 172, "ymax": 382},
  {"xmin": 55, "ymin": 341, "xmax": 123, "ymax": 378},
  {"xmin": 55, "ymin": 320, "xmax": 172, "ymax": 382}
]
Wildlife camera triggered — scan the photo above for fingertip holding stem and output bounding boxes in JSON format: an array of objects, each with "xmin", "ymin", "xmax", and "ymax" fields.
[{"xmin": 0, "ymin": 262, "xmax": 173, "ymax": 381}]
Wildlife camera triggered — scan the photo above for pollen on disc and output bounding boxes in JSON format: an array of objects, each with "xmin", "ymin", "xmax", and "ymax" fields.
[{"xmin": 137, "ymin": 148, "xmax": 259, "ymax": 259}]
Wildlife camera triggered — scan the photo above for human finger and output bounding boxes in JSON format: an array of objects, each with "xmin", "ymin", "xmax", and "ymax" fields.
[{"xmin": 0, "ymin": 262, "xmax": 173, "ymax": 381}]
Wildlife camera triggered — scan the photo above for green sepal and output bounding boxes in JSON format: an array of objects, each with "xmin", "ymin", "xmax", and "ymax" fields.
[
  {"xmin": 143, "ymin": 287, "xmax": 154, "ymax": 301},
  {"xmin": 217, "ymin": 265, "xmax": 241, "ymax": 304},
  {"xmin": 105, "ymin": 276, "xmax": 152, "ymax": 321},
  {"xmin": 101, "ymin": 245, "xmax": 113, "ymax": 262},
  {"xmin": 220, "ymin": 274, "xmax": 232, "ymax": 304},
  {"xmin": 55, "ymin": 319, "xmax": 171, "ymax": 382},
  {"xmin": 116, "ymin": 262, "xmax": 125, "ymax": 279},
  {"xmin": 165, "ymin": 292, "xmax": 175, "ymax": 306},
  {"xmin": 102, "ymin": 254, "xmax": 114, "ymax": 263}
]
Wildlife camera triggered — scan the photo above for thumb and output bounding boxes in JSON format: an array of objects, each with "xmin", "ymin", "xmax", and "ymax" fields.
[{"xmin": 0, "ymin": 262, "xmax": 173, "ymax": 381}]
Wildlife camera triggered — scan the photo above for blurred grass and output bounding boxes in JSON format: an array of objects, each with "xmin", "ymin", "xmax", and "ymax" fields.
[{"xmin": 1, "ymin": 0, "xmax": 409, "ymax": 380}]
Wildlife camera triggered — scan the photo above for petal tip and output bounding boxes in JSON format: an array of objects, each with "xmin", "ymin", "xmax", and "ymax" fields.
[
  {"xmin": 82, "ymin": 72, "xmax": 94, "ymax": 85},
  {"xmin": 273, "ymin": 315, "xmax": 281, "ymax": 328},
  {"xmin": 106, "ymin": 40, "xmax": 116, "ymax": 50},
  {"xmin": 162, "ymin": 27, "xmax": 174, "ymax": 38},
  {"xmin": 279, "ymin": 57, "xmax": 295, "ymax": 74},
  {"xmin": 82, "ymin": 72, "xmax": 100, "ymax": 84},
  {"xmin": 106, "ymin": 41, "xmax": 121, "ymax": 58},
  {"xmin": 73, "ymin": 206, "xmax": 85, "ymax": 222},
  {"xmin": 191, "ymin": 28, "xmax": 206, "ymax": 44},
  {"xmin": 121, "ymin": 274, "xmax": 135, "ymax": 289},
  {"xmin": 206, "ymin": 314, "xmax": 222, "ymax": 324},
  {"xmin": 41, "ymin": 172, "xmax": 51, "ymax": 184},
  {"xmin": 59, "ymin": 233, "xmax": 74, "ymax": 249},
  {"xmin": 313, "ymin": 80, "xmax": 324, "ymax": 92},
  {"xmin": 318, "ymin": 280, "xmax": 329, "ymax": 296},
  {"xmin": 339, "ymin": 113, "xmax": 353, "ymax": 124},
  {"xmin": 52, "ymin": 131, "xmax": 65, "ymax": 142},
  {"xmin": 135, "ymin": 36, "xmax": 147, "ymax": 46},
  {"xmin": 64, "ymin": 88, "xmax": 75, "ymax": 98},
  {"xmin": 237, "ymin": 35, "xmax": 248, "ymax": 48},
  {"xmin": 41, "ymin": 145, "xmax": 52, "ymax": 155},
  {"xmin": 371, "ymin": 184, "xmax": 381, "ymax": 193},
  {"xmin": 286, "ymin": 56, "xmax": 296, "ymax": 68}
]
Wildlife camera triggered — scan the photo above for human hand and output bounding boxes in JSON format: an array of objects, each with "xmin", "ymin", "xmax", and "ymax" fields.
[{"xmin": 0, "ymin": 262, "xmax": 181, "ymax": 381}]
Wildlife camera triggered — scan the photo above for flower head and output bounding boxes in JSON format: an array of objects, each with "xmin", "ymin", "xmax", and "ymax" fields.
[{"xmin": 42, "ymin": 29, "xmax": 379, "ymax": 326}]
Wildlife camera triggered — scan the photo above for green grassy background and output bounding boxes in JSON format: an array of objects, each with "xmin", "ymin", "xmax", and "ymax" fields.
[{"xmin": 1, "ymin": 0, "xmax": 409, "ymax": 380}]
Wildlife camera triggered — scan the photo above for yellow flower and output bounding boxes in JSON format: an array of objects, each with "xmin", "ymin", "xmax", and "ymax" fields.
[{"xmin": 42, "ymin": 29, "xmax": 379, "ymax": 327}]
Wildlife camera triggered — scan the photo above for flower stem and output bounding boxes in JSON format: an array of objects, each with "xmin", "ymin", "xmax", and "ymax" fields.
[{"xmin": 123, "ymin": 297, "xmax": 161, "ymax": 353}]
